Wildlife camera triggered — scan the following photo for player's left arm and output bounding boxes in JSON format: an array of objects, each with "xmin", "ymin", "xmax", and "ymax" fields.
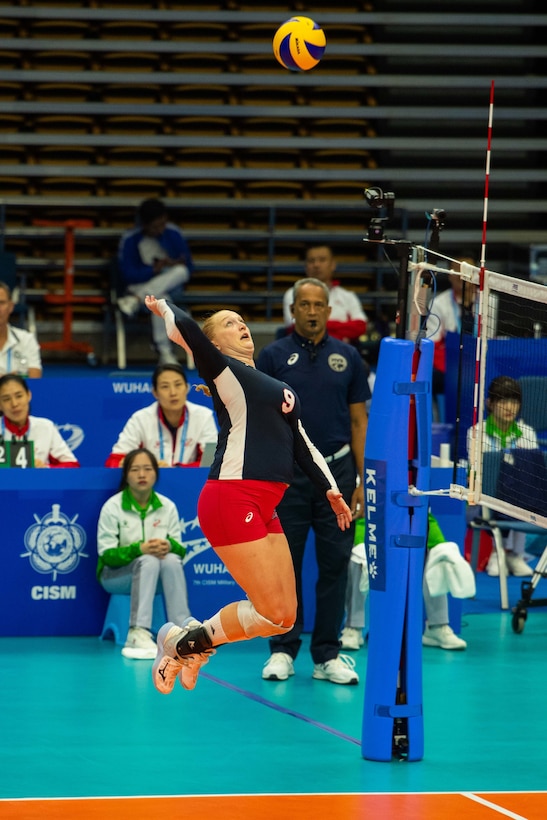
[{"xmin": 291, "ymin": 417, "xmax": 352, "ymax": 530}]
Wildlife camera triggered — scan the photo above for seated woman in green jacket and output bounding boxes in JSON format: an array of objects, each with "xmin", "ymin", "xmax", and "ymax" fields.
[{"xmin": 97, "ymin": 448, "xmax": 190, "ymax": 660}]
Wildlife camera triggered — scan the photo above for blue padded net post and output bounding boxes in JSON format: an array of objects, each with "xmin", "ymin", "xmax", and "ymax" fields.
[{"xmin": 362, "ymin": 337, "xmax": 433, "ymax": 762}]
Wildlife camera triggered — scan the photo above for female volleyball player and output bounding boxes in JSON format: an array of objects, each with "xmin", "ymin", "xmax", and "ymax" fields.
[{"xmin": 145, "ymin": 295, "xmax": 352, "ymax": 693}]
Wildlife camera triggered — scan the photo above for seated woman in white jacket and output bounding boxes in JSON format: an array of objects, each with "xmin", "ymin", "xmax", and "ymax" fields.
[
  {"xmin": 97, "ymin": 447, "xmax": 191, "ymax": 660},
  {"xmin": 105, "ymin": 363, "xmax": 217, "ymax": 468},
  {"xmin": 0, "ymin": 373, "xmax": 79, "ymax": 467}
]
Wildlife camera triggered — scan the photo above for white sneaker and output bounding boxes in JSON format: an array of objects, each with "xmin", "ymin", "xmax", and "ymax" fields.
[
  {"xmin": 178, "ymin": 650, "xmax": 216, "ymax": 690},
  {"xmin": 152, "ymin": 622, "xmax": 186, "ymax": 694},
  {"xmin": 117, "ymin": 294, "xmax": 140, "ymax": 317},
  {"xmin": 340, "ymin": 626, "xmax": 364, "ymax": 651},
  {"xmin": 152, "ymin": 619, "xmax": 213, "ymax": 694},
  {"xmin": 121, "ymin": 626, "xmax": 157, "ymax": 660},
  {"xmin": 486, "ymin": 550, "xmax": 503, "ymax": 577},
  {"xmin": 312, "ymin": 654, "xmax": 359, "ymax": 685},
  {"xmin": 505, "ymin": 553, "xmax": 534, "ymax": 577},
  {"xmin": 262, "ymin": 652, "xmax": 294, "ymax": 681},
  {"xmin": 422, "ymin": 623, "xmax": 467, "ymax": 650},
  {"xmin": 177, "ymin": 618, "xmax": 216, "ymax": 691}
]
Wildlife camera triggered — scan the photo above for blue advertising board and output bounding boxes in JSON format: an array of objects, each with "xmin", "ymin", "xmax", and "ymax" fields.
[
  {"xmin": 28, "ymin": 375, "xmax": 214, "ymax": 466},
  {"xmin": 0, "ymin": 468, "xmax": 245, "ymax": 637}
]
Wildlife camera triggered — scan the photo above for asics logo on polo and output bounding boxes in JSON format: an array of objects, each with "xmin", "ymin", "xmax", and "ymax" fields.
[{"xmin": 245, "ymin": 512, "xmax": 254, "ymax": 523}]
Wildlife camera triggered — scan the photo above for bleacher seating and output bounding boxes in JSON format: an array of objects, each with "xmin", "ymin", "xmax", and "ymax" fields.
[{"xmin": 0, "ymin": 0, "xmax": 545, "ymax": 362}]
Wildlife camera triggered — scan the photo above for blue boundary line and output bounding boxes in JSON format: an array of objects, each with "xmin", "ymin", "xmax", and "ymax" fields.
[{"xmin": 201, "ymin": 672, "xmax": 361, "ymax": 747}]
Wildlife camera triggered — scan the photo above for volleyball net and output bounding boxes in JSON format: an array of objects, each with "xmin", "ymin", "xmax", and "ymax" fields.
[{"xmin": 407, "ymin": 253, "xmax": 547, "ymax": 529}]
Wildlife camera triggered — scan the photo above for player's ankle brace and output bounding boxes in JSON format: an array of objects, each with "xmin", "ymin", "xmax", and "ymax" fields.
[
  {"xmin": 175, "ymin": 625, "xmax": 213, "ymax": 658},
  {"xmin": 237, "ymin": 600, "xmax": 292, "ymax": 639}
]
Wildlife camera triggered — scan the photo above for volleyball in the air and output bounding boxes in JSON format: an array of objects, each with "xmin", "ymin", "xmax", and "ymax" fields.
[{"xmin": 273, "ymin": 16, "xmax": 326, "ymax": 72}]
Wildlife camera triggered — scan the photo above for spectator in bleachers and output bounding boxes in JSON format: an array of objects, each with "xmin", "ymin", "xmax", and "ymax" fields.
[
  {"xmin": 282, "ymin": 245, "xmax": 367, "ymax": 344},
  {"xmin": 0, "ymin": 281, "xmax": 42, "ymax": 378},
  {"xmin": 104, "ymin": 363, "xmax": 217, "ymax": 468},
  {"xmin": 117, "ymin": 198, "xmax": 193, "ymax": 366},
  {"xmin": 0, "ymin": 374, "xmax": 79, "ymax": 467}
]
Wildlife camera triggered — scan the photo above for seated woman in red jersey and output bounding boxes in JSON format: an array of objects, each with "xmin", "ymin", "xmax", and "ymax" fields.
[{"xmin": 0, "ymin": 374, "xmax": 79, "ymax": 467}]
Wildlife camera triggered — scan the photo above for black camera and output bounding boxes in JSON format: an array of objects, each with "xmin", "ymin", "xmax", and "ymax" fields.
[
  {"xmin": 364, "ymin": 187, "xmax": 396, "ymax": 242},
  {"xmin": 364, "ymin": 187, "xmax": 395, "ymax": 212},
  {"xmin": 429, "ymin": 208, "xmax": 446, "ymax": 228},
  {"xmin": 368, "ymin": 217, "xmax": 388, "ymax": 242}
]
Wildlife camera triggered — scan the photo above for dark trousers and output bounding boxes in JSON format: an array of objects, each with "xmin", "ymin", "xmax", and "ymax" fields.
[{"xmin": 270, "ymin": 452, "xmax": 355, "ymax": 664}]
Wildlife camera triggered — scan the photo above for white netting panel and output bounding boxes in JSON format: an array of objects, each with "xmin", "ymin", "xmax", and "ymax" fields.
[
  {"xmin": 405, "ymin": 255, "xmax": 547, "ymax": 530},
  {"xmin": 471, "ymin": 270, "xmax": 547, "ymax": 527}
]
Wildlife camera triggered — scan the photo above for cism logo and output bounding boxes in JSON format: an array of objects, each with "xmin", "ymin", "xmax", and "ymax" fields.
[{"xmin": 22, "ymin": 503, "xmax": 88, "ymax": 582}]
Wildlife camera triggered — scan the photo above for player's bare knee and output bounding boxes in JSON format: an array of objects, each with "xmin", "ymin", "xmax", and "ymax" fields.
[
  {"xmin": 262, "ymin": 601, "xmax": 295, "ymax": 629},
  {"xmin": 276, "ymin": 606, "xmax": 296, "ymax": 631},
  {"xmin": 269, "ymin": 616, "xmax": 295, "ymax": 634}
]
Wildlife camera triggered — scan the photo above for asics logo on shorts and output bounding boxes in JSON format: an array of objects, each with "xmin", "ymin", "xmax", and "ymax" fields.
[{"xmin": 245, "ymin": 512, "xmax": 254, "ymax": 523}]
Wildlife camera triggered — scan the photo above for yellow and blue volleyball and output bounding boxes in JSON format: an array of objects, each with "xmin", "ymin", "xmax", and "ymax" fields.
[{"xmin": 273, "ymin": 16, "xmax": 326, "ymax": 72}]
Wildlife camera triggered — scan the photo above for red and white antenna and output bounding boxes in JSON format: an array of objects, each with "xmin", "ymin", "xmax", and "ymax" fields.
[{"xmin": 469, "ymin": 80, "xmax": 495, "ymax": 500}]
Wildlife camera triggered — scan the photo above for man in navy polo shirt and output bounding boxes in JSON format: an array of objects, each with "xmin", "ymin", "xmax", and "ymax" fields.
[{"xmin": 257, "ymin": 278, "xmax": 370, "ymax": 685}]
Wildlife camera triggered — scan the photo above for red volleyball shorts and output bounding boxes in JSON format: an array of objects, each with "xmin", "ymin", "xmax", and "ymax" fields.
[{"xmin": 197, "ymin": 479, "xmax": 287, "ymax": 547}]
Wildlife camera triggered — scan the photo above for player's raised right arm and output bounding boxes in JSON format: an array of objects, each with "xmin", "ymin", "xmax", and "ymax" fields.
[{"xmin": 145, "ymin": 296, "xmax": 225, "ymax": 381}]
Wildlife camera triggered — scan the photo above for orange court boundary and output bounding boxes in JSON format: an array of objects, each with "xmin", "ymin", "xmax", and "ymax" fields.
[{"xmin": 1, "ymin": 792, "xmax": 546, "ymax": 820}]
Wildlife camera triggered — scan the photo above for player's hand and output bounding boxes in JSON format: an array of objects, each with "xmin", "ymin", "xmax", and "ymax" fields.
[
  {"xmin": 145, "ymin": 295, "xmax": 194, "ymax": 358},
  {"xmin": 144, "ymin": 294, "xmax": 165, "ymax": 317},
  {"xmin": 327, "ymin": 489, "xmax": 352, "ymax": 531}
]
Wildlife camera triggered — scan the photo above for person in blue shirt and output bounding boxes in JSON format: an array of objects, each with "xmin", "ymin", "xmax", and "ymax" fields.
[
  {"xmin": 257, "ymin": 277, "xmax": 370, "ymax": 685},
  {"xmin": 117, "ymin": 198, "xmax": 193, "ymax": 365}
]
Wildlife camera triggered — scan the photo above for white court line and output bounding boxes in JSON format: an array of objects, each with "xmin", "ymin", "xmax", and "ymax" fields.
[{"xmin": 463, "ymin": 792, "xmax": 529, "ymax": 819}]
